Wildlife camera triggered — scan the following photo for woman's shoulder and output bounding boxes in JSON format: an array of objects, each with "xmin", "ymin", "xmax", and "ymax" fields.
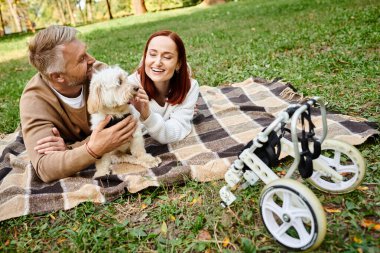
[{"xmin": 189, "ymin": 78, "xmax": 200, "ymax": 93}]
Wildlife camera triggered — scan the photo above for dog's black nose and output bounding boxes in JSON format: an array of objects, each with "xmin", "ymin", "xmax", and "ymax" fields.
[{"xmin": 133, "ymin": 86, "xmax": 139, "ymax": 92}]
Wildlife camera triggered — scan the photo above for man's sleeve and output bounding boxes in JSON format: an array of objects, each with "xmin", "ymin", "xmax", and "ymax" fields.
[{"xmin": 20, "ymin": 95, "xmax": 96, "ymax": 183}]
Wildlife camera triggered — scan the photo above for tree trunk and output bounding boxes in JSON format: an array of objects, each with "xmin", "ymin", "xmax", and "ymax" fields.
[
  {"xmin": 202, "ymin": 0, "xmax": 225, "ymax": 5},
  {"xmin": 105, "ymin": 0, "xmax": 113, "ymax": 19},
  {"xmin": 86, "ymin": 0, "xmax": 93, "ymax": 23},
  {"xmin": 56, "ymin": 0, "xmax": 67, "ymax": 25},
  {"xmin": 17, "ymin": 6, "xmax": 35, "ymax": 33},
  {"xmin": 78, "ymin": 6, "xmax": 86, "ymax": 24},
  {"xmin": 64, "ymin": 0, "xmax": 76, "ymax": 26},
  {"xmin": 132, "ymin": 0, "xmax": 147, "ymax": 15},
  {"xmin": 6, "ymin": 0, "xmax": 22, "ymax": 32},
  {"xmin": 0, "ymin": 4, "xmax": 5, "ymax": 36}
]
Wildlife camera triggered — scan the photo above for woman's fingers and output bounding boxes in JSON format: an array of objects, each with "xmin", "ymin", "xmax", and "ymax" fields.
[
  {"xmin": 35, "ymin": 140, "xmax": 66, "ymax": 153},
  {"xmin": 36, "ymin": 136, "xmax": 57, "ymax": 145}
]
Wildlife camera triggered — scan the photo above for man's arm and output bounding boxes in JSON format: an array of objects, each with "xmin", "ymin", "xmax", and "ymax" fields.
[{"xmin": 21, "ymin": 91, "xmax": 137, "ymax": 182}]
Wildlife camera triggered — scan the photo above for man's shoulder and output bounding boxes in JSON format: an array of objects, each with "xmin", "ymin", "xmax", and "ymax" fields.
[
  {"xmin": 22, "ymin": 73, "xmax": 47, "ymax": 93},
  {"xmin": 20, "ymin": 73, "xmax": 57, "ymax": 107}
]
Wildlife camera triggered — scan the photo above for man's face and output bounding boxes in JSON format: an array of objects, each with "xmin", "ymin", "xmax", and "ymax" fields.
[{"xmin": 61, "ymin": 39, "xmax": 95, "ymax": 87}]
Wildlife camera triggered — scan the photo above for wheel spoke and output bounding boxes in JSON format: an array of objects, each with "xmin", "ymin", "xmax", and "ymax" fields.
[
  {"xmin": 289, "ymin": 208, "xmax": 311, "ymax": 219},
  {"xmin": 292, "ymin": 218, "xmax": 311, "ymax": 242},
  {"xmin": 263, "ymin": 199, "xmax": 283, "ymax": 217},
  {"xmin": 336, "ymin": 165, "xmax": 357, "ymax": 174},
  {"xmin": 274, "ymin": 222, "xmax": 292, "ymax": 237},
  {"xmin": 282, "ymin": 191, "xmax": 292, "ymax": 210},
  {"xmin": 320, "ymin": 156, "xmax": 335, "ymax": 167},
  {"xmin": 333, "ymin": 151, "xmax": 342, "ymax": 166}
]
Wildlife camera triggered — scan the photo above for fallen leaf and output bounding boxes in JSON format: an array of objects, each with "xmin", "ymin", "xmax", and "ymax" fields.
[
  {"xmin": 357, "ymin": 248, "xmax": 363, "ymax": 253},
  {"xmin": 360, "ymin": 219, "xmax": 380, "ymax": 231},
  {"xmin": 49, "ymin": 214, "xmax": 56, "ymax": 220},
  {"xmin": 57, "ymin": 238, "xmax": 67, "ymax": 244},
  {"xmin": 169, "ymin": 215, "xmax": 176, "ymax": 221},
  {"xmin": 222, "ymin": 237, "xmax": 230, "ymax": 247},
  {"xmin": 324, "ymin": 207, "xmax": 342, "ymax": 213},
  {"xmin": 357, "ymin": 186, "xmax": 368, "ymax": 191},
  {"xmin": 161, "ymin": 221, "xmax": 168, "ymax": 236},
  {"xmin": 353, "ymin": 236, "xmax": 362, "ymax": 244},
  {"xmin": 141, "ymin": 203, "xmax": 148, "ymax": 210},
  {"xmin": 197, "ymin": 229, "xmax": 211, "ymax": 240},
  {"xmin": 178, "ymin": 194, "xmax": 186, "ymax": 200},
  {"xmin": 190, "ymin": 197, "xmax": 202, "ymax": 206},
  {"xmin": 4, "ymin": 239, "xmax": 10, "ymax": 246}
]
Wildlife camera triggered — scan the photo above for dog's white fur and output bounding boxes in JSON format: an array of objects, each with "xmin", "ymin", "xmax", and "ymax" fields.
[{"xmin": 88, "ymin": 66, "xmax": 161, "ymax": 178}]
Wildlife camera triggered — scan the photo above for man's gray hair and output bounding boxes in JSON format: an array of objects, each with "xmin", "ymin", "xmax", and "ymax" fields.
[{"xmin": 28, "ymin": 25, "xmax": 78, "ymax": 77}]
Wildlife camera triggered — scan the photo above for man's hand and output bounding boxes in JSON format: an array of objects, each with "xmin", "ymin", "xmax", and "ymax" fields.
[
  {"xmin": 34, "ymin": 127, "xmax": 67, "ymax": 154},
  {"xmin": 86, "ymin": 115, "xmax": 137, "ymax": 157}
]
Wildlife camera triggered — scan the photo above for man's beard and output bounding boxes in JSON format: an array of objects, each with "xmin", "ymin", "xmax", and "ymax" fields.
[{"xmin": 67, "ymin": 76, "xmax": 89, "ymax": 87}]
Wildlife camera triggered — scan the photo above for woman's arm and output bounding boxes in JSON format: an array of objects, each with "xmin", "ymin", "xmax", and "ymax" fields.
[{"xmin": 142, "ymin": 80, "xmax": 200, "ymax": 144}]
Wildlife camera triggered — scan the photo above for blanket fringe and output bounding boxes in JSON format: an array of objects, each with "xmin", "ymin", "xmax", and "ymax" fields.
[
  {"xmin": 279, "ymin": 87, "xmax": 304, "ymax": 102},
  {"xmin": 9, "ymin": 154, "xmax": 29, "ymax": 170}
]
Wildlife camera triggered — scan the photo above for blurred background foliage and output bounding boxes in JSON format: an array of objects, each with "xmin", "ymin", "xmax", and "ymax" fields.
[{"xmin": 0, "ymin": 0, "xmax": 217, "ymax": 36}]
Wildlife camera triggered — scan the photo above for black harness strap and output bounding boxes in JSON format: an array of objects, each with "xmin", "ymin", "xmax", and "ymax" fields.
[
  {"xmin": 241, "ymin": 130, "xmax": 282, "ymax": 170},
  {"xmin": 105, "ymin": 113, "xmax": 131, "ymax": 128},
  {"xmin": 298, "ymin": 103, "xmax": 321, "ymax": 179}
]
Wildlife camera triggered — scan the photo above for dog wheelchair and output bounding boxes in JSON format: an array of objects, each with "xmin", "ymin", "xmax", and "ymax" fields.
[{"xmin": 219, "ymin": 97, "xmax": 366, "ymax": 251}]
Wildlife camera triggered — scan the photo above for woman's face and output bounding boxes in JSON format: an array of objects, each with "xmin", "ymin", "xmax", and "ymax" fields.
[{"xmin": 144, "ymin": 36, "xmax": 179, "ymax": 86}]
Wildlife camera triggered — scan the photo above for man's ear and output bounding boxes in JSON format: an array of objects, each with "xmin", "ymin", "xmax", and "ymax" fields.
[{"xmin": 50, "ymin": 73, "xmax": 65, "ymax": 83}]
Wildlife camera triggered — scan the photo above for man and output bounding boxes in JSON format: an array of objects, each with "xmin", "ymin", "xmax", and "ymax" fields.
[{"xmin": 20, "ymin": 25, "xmax": 137, "ymax": 183}]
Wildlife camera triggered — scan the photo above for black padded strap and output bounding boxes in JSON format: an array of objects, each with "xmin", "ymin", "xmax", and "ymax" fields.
[
  {"xmin": 297, "ymin": 103, "xmax": 322, "ymax": 179},
  {"xmin": 105, "ymin": 113, "xmax": 131, "ymax": 128},
  {"xmin": 241, "ymin": 130, "xmax": 282, "ymax": 169}
]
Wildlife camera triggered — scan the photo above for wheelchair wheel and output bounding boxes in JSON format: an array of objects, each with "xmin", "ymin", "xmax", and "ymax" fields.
[
  {"xmin": 308, "ymin": 139, "xmax": 366, "ymax": 194},
  {"xmin": 260, "ymin": 179, "xmax": 326, "ymax": 251}
]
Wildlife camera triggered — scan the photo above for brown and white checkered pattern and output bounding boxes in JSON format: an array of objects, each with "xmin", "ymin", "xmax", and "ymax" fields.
[{"xmin": 0, "ymin": 78, "xmax": 378, "ymax": 221}]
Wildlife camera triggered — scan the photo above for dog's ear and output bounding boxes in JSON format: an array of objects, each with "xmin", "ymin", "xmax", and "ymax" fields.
[
  {"xmin": 118, "ymin": 72, "xmax": 126, "ymax": 86},
  {"xmin": 87, "ymin": 84, "xmax": 102, "ymax": 114}
]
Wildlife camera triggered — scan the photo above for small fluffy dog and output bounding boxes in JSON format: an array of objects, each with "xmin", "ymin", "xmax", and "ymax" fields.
[{"xmin": 88, "ymin": 65, "xmax": 161, "ymax": 178}]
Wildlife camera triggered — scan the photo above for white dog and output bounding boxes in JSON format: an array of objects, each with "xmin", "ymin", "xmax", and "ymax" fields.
[{"xmin": 88, "ymin": 66, "xmax": 161, "ymax": 178}]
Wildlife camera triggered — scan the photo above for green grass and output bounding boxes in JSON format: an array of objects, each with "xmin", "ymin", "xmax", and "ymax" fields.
[{"xmin": 0, "ymin": 0, "xmax": 379, "ymax": 251}]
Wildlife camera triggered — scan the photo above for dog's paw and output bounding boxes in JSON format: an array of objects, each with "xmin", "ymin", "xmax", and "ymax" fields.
[
  {"xmin": 93, "ymin": 165, "xmax": 112, "ymax": 178},
  {"xmin": 139, "ymin": 154, "xmax": 161, "ymax": 168},
  {"xmin": 93, "ymin": 170, "xmax": 109, "ymax": 179},
  {"xmin": 110, "ymin": 154, "xmax": 122, "ymax": 164}
]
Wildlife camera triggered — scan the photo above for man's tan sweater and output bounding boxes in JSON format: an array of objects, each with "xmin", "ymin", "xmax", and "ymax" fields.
[{"xmin": 20, "ymin": 64, "xmax": 106, "ymax": 182}]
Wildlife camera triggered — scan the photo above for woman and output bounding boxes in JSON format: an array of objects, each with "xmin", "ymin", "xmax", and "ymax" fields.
[
  {"xmin": 130, "ymin": 30, "xmax": 200, "ymax": 144},
  {"xmin": 35, "ymin": 30, "xmax": 199, "ymax": 154}
]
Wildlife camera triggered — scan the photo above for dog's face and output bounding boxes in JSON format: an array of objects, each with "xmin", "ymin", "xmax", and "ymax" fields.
[{"xmin": 88, "ymin": 66, "xmax": 139, "ymax": 115}]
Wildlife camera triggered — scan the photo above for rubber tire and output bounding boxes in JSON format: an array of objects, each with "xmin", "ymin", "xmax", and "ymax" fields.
[
  {"xmin": 260, "ymin": 179, "xmax": 326, "ymax": 251},
  {"xmin": 307, "ymin": 139, "xmax": 366, "ymax": 194}
]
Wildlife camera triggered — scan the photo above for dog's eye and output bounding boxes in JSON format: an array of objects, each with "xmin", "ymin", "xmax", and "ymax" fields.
[{"xmin": 118, "ymin": 75, "xmax": 125, "ymax": 86}]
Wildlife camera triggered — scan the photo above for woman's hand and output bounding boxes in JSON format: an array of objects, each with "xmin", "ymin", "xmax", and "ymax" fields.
[
  {"xmin": 34, "ymin": 127, "xmax": 67, "ymax": 154},
  {"xmin": 132, "ymin": 87, "xmax": 151, "ymax": 121}
]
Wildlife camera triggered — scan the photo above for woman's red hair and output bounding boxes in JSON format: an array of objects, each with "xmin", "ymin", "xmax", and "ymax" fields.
[{"xmin": 138, "ymin": 30, "xmax": 191, "ymax": 105}]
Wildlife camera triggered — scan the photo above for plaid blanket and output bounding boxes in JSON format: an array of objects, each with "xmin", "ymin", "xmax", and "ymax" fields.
[{"xmin": 0, "ymin": 78, "xmax": 378, "ymax": 222}]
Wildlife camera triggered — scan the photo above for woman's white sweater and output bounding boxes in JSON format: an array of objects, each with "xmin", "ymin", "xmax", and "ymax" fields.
[{"xmin": 128, "ymin": 72, "xmax": 200, "ymax": 144}]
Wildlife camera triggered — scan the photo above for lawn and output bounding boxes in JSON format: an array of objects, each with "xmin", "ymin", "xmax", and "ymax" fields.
[{"xmin": 0, "ymin": 0, "xmax": 379, "ymax": 252}]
